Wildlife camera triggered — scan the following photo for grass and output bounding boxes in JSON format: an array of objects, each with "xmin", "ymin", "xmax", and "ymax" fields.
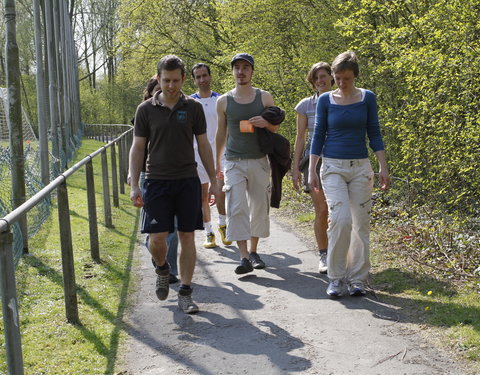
[
  {"xmin": 276, "ymin": 177, "xmax": 480, "ymax": 374},
  {"xmin": 0, "ymin": 139, "xmax": 140, "ymax": 374}
]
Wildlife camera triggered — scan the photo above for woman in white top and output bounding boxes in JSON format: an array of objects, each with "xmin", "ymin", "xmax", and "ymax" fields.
[{"xmin": 292, "ymin": 62, "xmax": 334, "ymax": 274}]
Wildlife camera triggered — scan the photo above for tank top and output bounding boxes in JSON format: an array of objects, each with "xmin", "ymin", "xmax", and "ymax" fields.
[{"xmin": 225, "ymin": 88, "xmax": 265, "ymax": 159}]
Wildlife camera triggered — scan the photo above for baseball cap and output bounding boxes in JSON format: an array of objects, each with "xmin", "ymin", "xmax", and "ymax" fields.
[{"xmin": 230, "ymin": 53, "xmax": 254, "ymax": 69}]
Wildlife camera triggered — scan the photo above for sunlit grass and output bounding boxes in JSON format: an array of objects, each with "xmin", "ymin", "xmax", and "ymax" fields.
[{"xmin": 0, "ymin": 139, "xmax": 140, "ymax": 374}]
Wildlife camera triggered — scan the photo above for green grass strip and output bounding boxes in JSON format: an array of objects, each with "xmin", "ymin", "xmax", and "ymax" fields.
[{"xmin": 0, "ymin": 139, "xmax": 140, "ymax": 374}]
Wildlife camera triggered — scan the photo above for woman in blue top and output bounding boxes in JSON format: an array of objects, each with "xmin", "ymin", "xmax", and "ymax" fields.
[{"xmin": 308, "ymin": 51, "xmax": 390, "ymax": 298}]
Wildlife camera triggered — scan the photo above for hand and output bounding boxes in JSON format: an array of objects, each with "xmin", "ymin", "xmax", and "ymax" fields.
[
  {"xmin": 308, "ymin": 171, "xmax": 320, "ymax": 192},
  {"xmin": 248, "ymin": 116, "xmax": 269, "ymax": 128},
  {"xmin": 378, "ymin": 170, "xmax": 390, "ymax": 191},
  {"xmin": 209, "ymin": 180, "xmax": 220, "ymax": 199},
  {"xmin": 130, "ymin": 186, "xmax": 143, "ymax": 207},
  {"xmin": 292, "ymin": 168, "xmax": 302, "ymax": 191}
]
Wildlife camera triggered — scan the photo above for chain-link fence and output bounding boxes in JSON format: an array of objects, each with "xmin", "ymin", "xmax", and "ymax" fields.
[{"xmin": 0, "ymin": 124, "xmax": 85, "ymax": 265}]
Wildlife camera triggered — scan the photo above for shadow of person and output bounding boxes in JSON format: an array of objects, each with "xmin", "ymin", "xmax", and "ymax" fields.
[
  {"xmin": 169, "ymin": 308, "xmax": 312, "ymax": 373},
  {"xmin": 236, "ymin": 252, "xmax": 330, "ymax": 300},
  {"xmin": 170, "ymin": 281, "xmax": 265, "ymax": 311}
]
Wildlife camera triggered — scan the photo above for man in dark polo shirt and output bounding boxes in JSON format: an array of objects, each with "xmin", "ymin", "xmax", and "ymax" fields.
[{"xmin": 129, "ymin": 55, "xmax": 218, "ymax": 314}]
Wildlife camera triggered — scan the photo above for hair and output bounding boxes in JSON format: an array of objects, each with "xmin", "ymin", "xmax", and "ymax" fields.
[
  {"xmin": 143, "ymin": 77, "xmax": 159, "ymax": 101},
  {"xmin": 156, "ymin": 54, "xmax": 186, "ymax": 76},
  {"xmin": 191, "ymin": 63, "xmax": 211, "ymax": 78},
  {"xmin": 306, "ymin": 61, "xmax": 334, "ymax": 89},
  {"xmin": 331, "ymin": 51, "xmax": 359, "ymax": 77}
]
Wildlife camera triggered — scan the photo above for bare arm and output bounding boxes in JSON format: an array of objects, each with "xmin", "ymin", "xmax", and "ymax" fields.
[
  {"xmin": 249, "ymin": 90, "xmax": 279, "ymax": 133},
  {"xmin": 292, "ymin": 113, "xmax": 308, "ymax": 191},
  {"xmin": 215, "ymin": 95, "xmax": 228, "ymax": 178},
  {"xmin": 128, "ymin": 136, "xmax": 147, "ymax": 203},
  {"xmin": 196, "ymin": 133, "xmax": 219, "ymax": 196}
]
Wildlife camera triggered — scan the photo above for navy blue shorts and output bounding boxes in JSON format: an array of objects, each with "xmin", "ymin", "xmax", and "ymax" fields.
[{"xmin": 141, "ymin": 177, "xmax": 203, "ymax": 233}]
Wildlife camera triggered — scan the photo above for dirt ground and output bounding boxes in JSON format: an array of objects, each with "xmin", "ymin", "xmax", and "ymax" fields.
[{"xmin": 119, "ymin": 215, "xmax": 468, "ymax": 375}]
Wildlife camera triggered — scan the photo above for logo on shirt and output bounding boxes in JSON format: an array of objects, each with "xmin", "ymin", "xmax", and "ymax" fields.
[{"xmin": 177, "ymin": 111, "xmax": 187, "ymax": 123}]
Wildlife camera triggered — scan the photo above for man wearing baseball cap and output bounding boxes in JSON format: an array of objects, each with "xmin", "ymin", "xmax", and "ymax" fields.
[{"xmin": 216, "ymin": 53, "xmax": 279, "ymax": 274}]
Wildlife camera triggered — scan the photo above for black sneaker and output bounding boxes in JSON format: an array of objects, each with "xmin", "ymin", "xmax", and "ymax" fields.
[
  {"xmin": 155, "ymin": 265, "xmax": 170, "ymax": 300},
  {"xmin": 235, "ymin": 257, "xmax": 254, "ymax": 274},
  {"xmin": 178, "ymin": 288, "xmax": 199, "ymax": 314},
  {"xmin": 249, "ymin": 252, "xmax": 266, "ymax": 269},
  {"xmin": 169, "ymin": 274, "xmax": 179, "ymax": 284}
]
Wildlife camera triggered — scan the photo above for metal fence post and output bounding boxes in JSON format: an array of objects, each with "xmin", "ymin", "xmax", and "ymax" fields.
[
  {"xmin": 101, "ymin": 150, "xmax": 114, "ymax": 228},
  {"xmin": 0, "ymin": 230, "xmax": 24, "ymax": 375},
  {"xmin": 57, "ymin": 181, "xmax": 79, "ymax": 324},
  {"xmin": 118, "ymin": 137, "xmax": 125, "ymax": 195},
  {"xmin": 85, "ymin": 160, "xmax": 100, "ymax": 263},
  {"xmin": 110, "ymin": 144, "xmax": 119, "ymax": 207}
]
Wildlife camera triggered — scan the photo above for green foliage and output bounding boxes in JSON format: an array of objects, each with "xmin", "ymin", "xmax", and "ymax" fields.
[
  {"xmin": 79, "ymin": 75, "xmax": 140, "ymax": 124},
  {"xmin": 116, "ymin": 0, "xmax": 346, "ymax": 140},
  {"xmin": 335, "ymin": 0, "xmax": 480, "ymax": 219}
]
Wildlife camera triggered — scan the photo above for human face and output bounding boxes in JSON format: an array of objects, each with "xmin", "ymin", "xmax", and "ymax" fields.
[
  {"xmin": 192, "ymin": 66, "xmax": 212, "ymax": 91},
  {"xmin": 157, "ymin": 68, "xmax": 185, "ymax": 101},
  {"xmin": 313, "ymin": 68, "xmax": 333, "ymax": 94},
  {"xmin": 333, "ymin": 69, "xmax": 356, "ymax": 92},
  {"xmin": 232, "ymin": 60, "xmax": 253, "ymax": 86}
]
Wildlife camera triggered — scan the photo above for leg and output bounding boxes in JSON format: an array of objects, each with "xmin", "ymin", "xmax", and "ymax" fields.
[
  {"xmin": 216, "ymin": 178, "xmax": 232, "ymax": 245},
  {"xmin": 177, "ymin": 231, "xmax": 196, "ymax": 285},
  {"xmin": 149, "ymin": 232, "xmax": 169, "ymax": 267},
  {"xmin": 310, "ymin": 188, "xmax": 328, "ymax": 251},
  {"xmin": 174, "ymin": 178, "xmax": 203, "ymax": 313},
  {"xmin": 149, "ymin": 232, "xmax": 171, "ymax": 301},
  {"xmin": 234, "ymin": 239, "xmax": 254, "ymax": 274},
  {"xmin": 310, "ymin": 188, "xmax": 328, "ymax": 273},
  {"xmin": 346, "ymin": 160, "xmax": 374, "ymax": 289},
  {"xmin": 247, "ymin": 158, "xmax": 271, "ymax": 239},
  {"xmin": 166, "ymin": 226, "xmax": 179, "ymax": 283},
  {"xmin": 177, "ymin": 231, "xmax": 199, "ymax": 314},
  {"xmin": 201, "ymin": 182, "xmax": 216, "ymax": 248},
  {"xmin": 250, "ymin": 236, "xmax": 259, "ymax": 253},
  {"xmin": 224, "ymin": 160, "xmax": 251, "ymax": 241},
  {"xmin": 248, "ymin": 236, "xmax": 266, "ymax": 269},
  {"xmin": 320, "ymin": 159, "xmax": 352, "ymax": 297}
]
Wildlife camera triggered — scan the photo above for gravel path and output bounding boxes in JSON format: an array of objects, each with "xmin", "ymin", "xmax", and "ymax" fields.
[{"xmin": 120, "ymin": 216, "xmax": 464, "ymax": 375}]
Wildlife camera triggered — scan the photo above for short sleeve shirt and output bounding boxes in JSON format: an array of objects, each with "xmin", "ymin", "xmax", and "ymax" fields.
[
  {"xmin": 134, "ymin": 91, "xmax": 207, "ymax": 179},
  {"xmin": 294, "ymin": 94, "xmax": 318, "ymax": 145}
]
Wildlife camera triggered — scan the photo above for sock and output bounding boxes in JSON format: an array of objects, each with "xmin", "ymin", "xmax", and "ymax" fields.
[
  {"xmin": 319, "ymin": 249, "xmax": 327, "ymax": 254},
  {"xmin": 204, "ymin": 221, "xmax": 212, "ymax": 233},
  {"xmin": 156, "ymin": 261, "xmax": 170, "ymax": 270},
  {"xmin": 218, "ymin": 215, "xmax": 227, "ymax": 226},
  {"xmin": 180, "ymin": 284, "xmax": 191, "ymax": 290}
]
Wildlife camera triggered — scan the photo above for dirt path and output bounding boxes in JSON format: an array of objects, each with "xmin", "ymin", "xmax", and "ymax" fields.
[{"xmin": 120, "ymin": 216, "xmax": 464, "ymax": 374}]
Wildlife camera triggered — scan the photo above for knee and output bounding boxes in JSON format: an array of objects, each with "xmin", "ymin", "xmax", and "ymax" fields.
[
  {"xmin": 328, "ymin": 208, "xmax": 352, "ymax": 229},
  {"xmin": 149, "ymin": 233, "xmax": 167, "ymax": 248},
  {"xmin": 178, "ymin": 231, "xmax": 195, "ymax": 243}
]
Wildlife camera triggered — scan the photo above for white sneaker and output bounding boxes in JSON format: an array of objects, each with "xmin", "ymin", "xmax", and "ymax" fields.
[
  {"xmin": 348, "ymin": 282, "xmax": 366, "ymax": 296},
  {"xmin": 326, "ymin": 279, "xmax": 344, "ymax": 298},
  {"xmin": 318, "ymin": 251, "xmax": 327, "ymax": 274}
]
